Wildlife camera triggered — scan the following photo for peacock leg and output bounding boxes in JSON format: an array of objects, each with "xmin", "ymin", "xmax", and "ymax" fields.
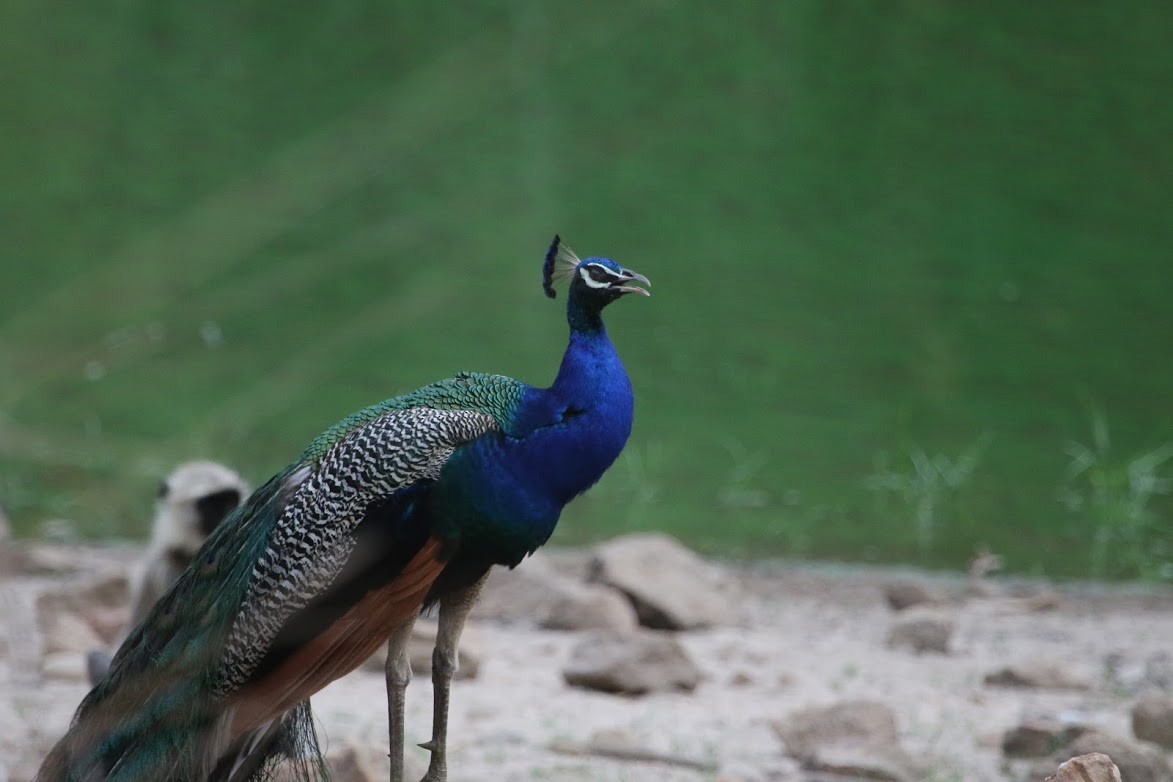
[
  {"xmin": 386, "ymin": 609, "xmax": 421, "ymax": 782},
  {"xmin": 418, "ymin": 571, "xmax": 489, "ymax": 782}
]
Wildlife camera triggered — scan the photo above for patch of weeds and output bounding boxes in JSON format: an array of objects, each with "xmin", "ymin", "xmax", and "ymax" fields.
[
  {"xmin": 865, "ymin": 435, "xmax": 989, "ymax": 555},
  {"xmin": 1058, "ymin": 408, "xmax": 1173, "ymax": 580}
]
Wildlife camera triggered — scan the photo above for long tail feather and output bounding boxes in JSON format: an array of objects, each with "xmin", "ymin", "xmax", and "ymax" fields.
[{"xmin": 33, "ymin": 469, "xmax": 325, "ymax": 782}]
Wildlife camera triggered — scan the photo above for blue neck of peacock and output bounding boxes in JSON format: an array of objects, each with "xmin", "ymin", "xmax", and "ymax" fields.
[{"xmin": 552, "ymin": 290, "xmax": 623, "ymax": 402}]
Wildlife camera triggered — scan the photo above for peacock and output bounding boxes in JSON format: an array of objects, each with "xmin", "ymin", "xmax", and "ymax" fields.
[{"xmin": 36, "ymin": 236, "xmax": 650, "ymax": 782}]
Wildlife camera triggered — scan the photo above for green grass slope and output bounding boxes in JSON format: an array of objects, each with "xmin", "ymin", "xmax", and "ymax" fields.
[{"xmin": 2, "ymin": 1, "xmax": 1171, "ymax": 578}]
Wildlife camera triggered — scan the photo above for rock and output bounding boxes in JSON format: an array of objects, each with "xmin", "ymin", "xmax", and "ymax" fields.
[
  {"xmin": 771, "ymin": 701, "xmax": 917, "ymax": 782},
  {"xmin": 324, "ymin": 742, "xmax": 427, "ymax": 782},
  {"xmin": 36, "ymin": 573, "xmax": 131, "ymax": 665},
  {"xmin": 562, "ymin": 630, "xmax": 702, "ymax": 694},
  {"xmin": 472, "ymin": 552, "xmax": 577, "ymax": 624},
  {"xmin": 729, "ymin": 670, "xmax": 754, "ymax": 687},
  {"xmin": 886, "ymin": 607, "xmax": 954, "ymax": 654},
  {"xmin": 537, "ymin": 582, "xmax": 639, "ymax": 632},
  {"xmin": 883, "ymin": 580, "xmax": 946, "ymax": 611},
  {"xmin": 41, "ymin": 651, "xmax": 88, "ymax": 680},
  {"xmin": 771, "ymin": 700, "xmax": 898, "ymax": 759},
  {"xmin": 1034, "ymin": 731, "xmax": 1171, "ymax": 782},
  {"xmin": 807, "ymin": 742, "xmax": 917, "ymax": 782},
  {"xmin": 9, "ymin": 544, "xmax": 81, "ymax": 575},
  {"xmin": 1132, "ymin": 695, "xmax": 1173, "ymax": 748},
  {"xmin": 40, "ymin": 609, "xmax": 103, "ymax": 655},
  {"xmin": 588, "ymin": 533, "xmax": 734, "ymax": 629},
  {"xmin": 1046, "ymin": 753, "xmax": 1122, "ymax": 782},
  {"xmin": 984, "ymin": 660, "xmax": 1094, "ymax": 691},
  {"xmin": 360, "ymin": 619, "xmax": 484, "ymax": 680},
  {"xmin": 1002, "ymin": 720, "xmax": 1085, "ymax": 758}
]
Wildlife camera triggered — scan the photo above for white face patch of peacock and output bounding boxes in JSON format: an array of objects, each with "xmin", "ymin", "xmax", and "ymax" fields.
[{"xmin": 579, "ymin": 263, "xmax": 621, "ymax": 289}]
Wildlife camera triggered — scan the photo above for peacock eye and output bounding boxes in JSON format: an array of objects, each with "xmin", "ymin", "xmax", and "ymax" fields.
[{"xmin": 588, "ymin": 266, "xmax": 613, "ymax": 283}]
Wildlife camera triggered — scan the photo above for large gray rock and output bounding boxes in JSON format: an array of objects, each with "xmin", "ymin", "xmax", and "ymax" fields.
[
  {"xmin": 562, "ymin": 630, "xmax": 702, "ymax": 695},
  {"xmin": 984, "ymin": 660, "xmax": 1094, "ymax": 691},
  {"xmin": 588, "ymin": 533, "xmax": 734, "ymax": 630},
  {"xmin": 771, "ymin": 700, "xmax": 917, "ymax": 782},
  {"xmin": 1132, "ymin": 695, "xmax": 1173, "ymax": 748},
  {"xmin": 886, "ymin": 607, "xmax": 954, "ymax": 654}
]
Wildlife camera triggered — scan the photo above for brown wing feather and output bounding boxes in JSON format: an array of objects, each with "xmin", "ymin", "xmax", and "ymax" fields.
[{"xmin": 228, "ymin": 536, "xmax": 446, "ymax": 736}]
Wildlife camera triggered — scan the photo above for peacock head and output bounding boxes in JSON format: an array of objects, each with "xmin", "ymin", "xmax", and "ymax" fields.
[{"xmin": 542, "ymin": 235, "xmax": 650, "ymax": 306}]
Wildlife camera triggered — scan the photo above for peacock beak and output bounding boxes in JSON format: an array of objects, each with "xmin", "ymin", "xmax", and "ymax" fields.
[{"xmin": 614, "ymin": 269, "xmax": 651, "ymax": 297}]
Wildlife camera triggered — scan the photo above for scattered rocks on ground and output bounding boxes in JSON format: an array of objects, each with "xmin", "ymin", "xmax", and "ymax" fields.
[
  {"xmin": 984, "ymin": 660, "xmax": 1094, "ymax": 691},
  {"xmin": 883, "ymin": 579, "xmax": 947, "ymax": 611},
  {"xmin": 1001, "ymin": 720, "xmax": 1085, "ymax": 758},
  {"xmin": 562, "ymin": 629, "xmax": 702, "ymax": 694},
  {"xmin": 1132, "ymin": 695, "xmax": 1173, "ymax": 748},
  {"xmin": 886, "ymin": 607, "xmax": 954, "ymax": 654},
  {"xmin": 537, "ymin": 581, "xmax": 639, "ymax": 632},
  {"xmin": 1046, "ymin": 752, "xmax": 1122, "ymax": 782},
  {"xmin": 587, "ymin": 533, "xmax": 735, "ymax": 630},
  {"xmin": 771, "ymin": 700, "xmax": 917, "ymax": 782}
]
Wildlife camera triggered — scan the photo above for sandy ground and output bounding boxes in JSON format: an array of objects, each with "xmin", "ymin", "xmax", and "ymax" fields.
[{"xmin": 2, "ymin": 545, "xmax": 1172, "ymax": 782}]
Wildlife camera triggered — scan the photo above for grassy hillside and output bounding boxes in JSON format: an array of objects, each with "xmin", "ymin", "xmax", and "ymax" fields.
[{"xmin": 2, "ymin": 1, "xmax": 1171, "ymax": 579}]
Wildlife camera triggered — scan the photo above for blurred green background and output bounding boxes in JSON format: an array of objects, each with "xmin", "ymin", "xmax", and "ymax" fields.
[{"xmin": 2, "ymin": 1, "xmax": 1171, "ymax": 579}]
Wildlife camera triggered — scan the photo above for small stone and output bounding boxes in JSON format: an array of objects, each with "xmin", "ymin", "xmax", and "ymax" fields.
[
  {"xmin": 562, "ymin": 630, "xmax": 702, "ymax": 694},
  {"xmin": 771, "ymin": 700, "xmax": 918, "ymax": 782},
  {"xmin": 883, "ymin": 580, "xmax": 945, "ymax": 611},
  {"xmin": 1001, "ymin": 720, "xmax": 1084, "ymax": 758},
  {"xmin": 886, "ymin": 607, "xmax": 954, "ymax": 654},
  {"xmin": 984, "ymin": 660, "xmax": 1094, "ymax": 691},
  {"xmin": 729, "ymin": 670, "xmax": 754, "ymax": 687},
  {"xmin": 538, "ymin": 582, "xmax": 639, "ymax": 632},
  {"xmin": 771, "ymin": 700, "xmax": 899, "ymax": 759},
  {"xmin": 1132, "ymin": 695, "xmax": 1173, "ymax": 748},
  {"xmin": 1046, "ymin": 752, "xmax": 1122, "ymax": 782},
  {"xmin": 807, "ymin": 742, "xmax": 916, "ymax": 782}
]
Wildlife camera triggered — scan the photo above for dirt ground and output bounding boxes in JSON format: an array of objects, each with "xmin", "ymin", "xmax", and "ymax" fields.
[{"xmin": 2, "ymin": 544, "xmax": 1171, "ymax": 782}]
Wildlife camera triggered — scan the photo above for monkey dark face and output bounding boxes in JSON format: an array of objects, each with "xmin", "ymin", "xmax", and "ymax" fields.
[{"xmin": 194, "ymin": 488, "xmax": 243, "ymax": 536}]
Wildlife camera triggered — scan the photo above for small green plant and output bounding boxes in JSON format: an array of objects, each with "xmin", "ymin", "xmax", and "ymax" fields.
[
  {"xmin": 1058, "ymin": 409, "xmax": 1173, "ymax": 580},
  {"xmin": 865, "ymin": 436, "xmax": 988, "ymax": 555}
]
